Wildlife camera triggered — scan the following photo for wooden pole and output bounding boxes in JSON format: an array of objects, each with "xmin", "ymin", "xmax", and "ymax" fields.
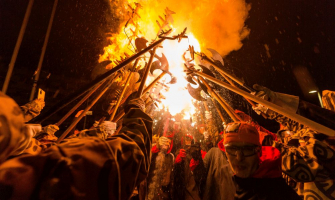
[
  {"xmin": 2, "ymin": 0, "xmax": 34, "ymax": 93},
  {"xmin": 194, "ymin": 71, "xmax": 335, "ymax": 136},
  {"xmin": 57, "ymin": 79, "xmax": 113, "ymax": 143},
  {"xmin": 198, "ymin": 76, "xmax": 240, "ymax": 122},
  {"xmin": 214, "ymin": 91, "xmax": 243, "ymax": 121},
  {"xmin": 143, "ymin": 71, "xmax": 167, "ymax": 94},
  {"xmin": 30, "ymin": 0, "xmax": 59, "ymax": 100},
  {"xmin": 217, "ymin": 71, "xmax": 257, "ymax": 107},
  {"xmin": 30, "ymin": 38, "xmax": 167, "ymax": 123},
  {"xmin": 203, "ymin": 102, "xmax": 209, "ymax": 111},
  {"xmin": 109, "ymin": 60, "xmax": 138, "ymax": 121},
  {"xmin": 212, "ymin": 100, "xmax": 225, "ymax": 123},
  {"xmin": 55, "ymin": 79, "xmax": 106, "ymax": 126},
  {"xmin": 110, "ymin": 72, "xmax": 166, "ymax": 123},
  {"xmin": 136, "ymin": 47, "xmax": 158, "ymax": 98},
  {"xmin": 112, "ymin": 110, "xmax": 125, "ymax": 123},
  {"xmin": 200, "ymin": 54, "xmax": 254, "ymax": 92},
  {"xmin": 211, "ymin": 64, "xmax": 269, "ymax": 118}
]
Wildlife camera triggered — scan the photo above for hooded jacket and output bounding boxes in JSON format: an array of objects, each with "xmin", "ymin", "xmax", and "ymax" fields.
[{"xmin": 0, "ymin": 104, "xmax": 153, "ymax": 200}]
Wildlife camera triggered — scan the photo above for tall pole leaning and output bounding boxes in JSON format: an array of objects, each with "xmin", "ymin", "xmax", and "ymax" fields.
[
  {"xmin": 29, "ymin": 37, "xmax": 166, "ymax": 123},
  {"xmin": 2, "ymin": 0, "xmax": 35, "ymax": 94},
  {"xmin": 194, "ymin": 70, "xmax": 335, "ymax": 136},
  {"xmin": 29, "ymin": 0, "xmax": 59, "ymax": 100}
]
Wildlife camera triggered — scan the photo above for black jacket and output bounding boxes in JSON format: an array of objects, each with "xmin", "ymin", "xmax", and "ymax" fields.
[{"xmin": 234, "ymin": 176, "xmax": 301, "ymax": 200}]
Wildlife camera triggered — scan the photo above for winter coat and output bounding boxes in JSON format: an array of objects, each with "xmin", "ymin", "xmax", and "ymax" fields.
[
  {"xmin": 202, "ymin": 147, "xmax": 235, "ymax": 200},
  {"xmin": 0, "ymin": 105, "xmax": 153, "ymax": 200},
  {"xmin": 234, "ymin": 176, "xmax": 300, "ymax": 200},
  {"xmin": 233, "ymin": 146, "xmax": 301, "ymax": 200}
]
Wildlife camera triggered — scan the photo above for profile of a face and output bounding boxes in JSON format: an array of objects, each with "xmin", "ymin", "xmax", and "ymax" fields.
[{"xmin": 225, "ymin": 142, "xmax": 261, "ymax": 178}]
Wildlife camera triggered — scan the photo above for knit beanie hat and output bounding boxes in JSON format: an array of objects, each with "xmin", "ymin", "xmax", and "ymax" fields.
[{"xmin": 224, "ymin": 122, "xmax": 260, "ymax": 146}]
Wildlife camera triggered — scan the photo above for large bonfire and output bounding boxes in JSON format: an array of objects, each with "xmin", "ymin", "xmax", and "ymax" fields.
[{"xmin": 98, "ymin": 0, "xmax": 251, "ymax": 135}]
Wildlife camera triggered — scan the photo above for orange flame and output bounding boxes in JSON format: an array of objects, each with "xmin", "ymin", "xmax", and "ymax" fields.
[{"xmin": 100, "ymin": 0, "xmax": 250, "ymax": 117}]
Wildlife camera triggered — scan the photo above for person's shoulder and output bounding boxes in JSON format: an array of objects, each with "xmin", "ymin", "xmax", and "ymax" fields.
[
  {"xmin": 207, "ymin": 147, "xmax": 222, "ymax": 154},
  {"xmin": 204, "ymin": 147, "xmax": 226, "ymax": 161}
]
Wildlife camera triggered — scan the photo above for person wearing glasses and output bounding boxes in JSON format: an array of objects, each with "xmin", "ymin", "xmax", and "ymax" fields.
[{"xmin": 223, "ymin": 122, "xmax": 301, "ymax": 200}]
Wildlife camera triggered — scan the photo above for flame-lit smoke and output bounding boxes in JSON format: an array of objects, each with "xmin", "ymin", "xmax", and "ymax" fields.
[
  {"xmin": 132, "ymin": 0, "xmax": 251, "ymax": 56},
  {"xmin": 100, "ymin": 0, "xmax": 251, "ymax": 117},
  {"xmin": 101, "ymin": 0, "xmax": 250, "ymax": 65}
]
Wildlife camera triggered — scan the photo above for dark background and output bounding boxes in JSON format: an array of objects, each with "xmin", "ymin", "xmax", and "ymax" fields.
[{"xmin": 1, "ymin": 0, "xmax": 334, "ymax": 132}]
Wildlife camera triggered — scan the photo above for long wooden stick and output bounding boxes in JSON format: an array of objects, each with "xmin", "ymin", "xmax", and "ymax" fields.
[
  {"xmin": 136, "ymin": 47, "xmax": 158, "ymax": 98},
  {"xmin": 198, "ymin": 77, "xmax": 240, "ymax": 122},
  {"xmin": 194, "ymin": 71, "xmax": 335, "ymax": 136},
  {"xmin": 114, "ymin": 124, "xmax": 123, "ymax": 135},
  {"xmin": 214, "ymin": 66, "xmax": 271, "ymax": 119},
  {"xmin": 200, "ymin": 54, "xmax": 254, "ymax": 92},
  {"xmin": 109, "ymin": 74, "xmax": 134, "ymax": 121},
  {"xmin": 203, "ymin": 102, "xmax": 209, "ymax": 111},
  {"xmin": 216, "ymin": 71, "xmax": 268, "ymax": 118},
  {"xmin": 212, "ymin": 99, "xmax": 225, "ymax": 123},
  {"xmin": 108, "ymin": 71, "xmax": 163, "ymax": 123},
  {"xmin": 30, "ymin": 0, "xmax": 59, "ymax": 101},
  {"xmin": 30, "ymin": 37, "xmax": 167, "ymax": 123},
  {"xmin": 57, "ymin": 79, "xmax": 114, "ymax": 143},
  {"xmin": 109, "ymin": 59, "xmax": 139, "ymax": 121},
  {"xmin": 218, "ymin": 71, "xmax": 257, "ymax": 107},
  {"xmin": 112, "ymin": 110, "xmax": 125, "ymax": 123},
  {"xmin": 214, "ymin": 91, "xmax": 243, "ymax": 121},
  {"xmin": 2, "ymin": 0, "xmax": 34, "ymax": 94},
  {"xmin": 56, "ymin": 79, "xmax": 106, "ymax": 126},
  {"xmin": 143, "ymin": 71, "xmax": 167, "ymax": 94},
  {"xmin": 109, "ymin": 72, "xmax": 165, "ymax": 123},
  {"xmin": 199, "ymin": 54, "xmax": 257, "ymax": 107}
]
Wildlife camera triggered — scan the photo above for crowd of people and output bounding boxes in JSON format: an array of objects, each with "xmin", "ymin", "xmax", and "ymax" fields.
[{"xmin": 0, "ymin": 85, "xmax": 334, "ymax": 200}]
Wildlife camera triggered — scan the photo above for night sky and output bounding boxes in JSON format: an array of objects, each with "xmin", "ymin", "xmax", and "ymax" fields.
[{"xmin": 1, "ymin": 0, "xmax": 334, "ymax": 131}]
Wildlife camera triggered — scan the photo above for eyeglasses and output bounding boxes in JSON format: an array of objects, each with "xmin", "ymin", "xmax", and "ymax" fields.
[{"xmin": 224, "ymin": 145, "xmax": 259, "ymax": 157}]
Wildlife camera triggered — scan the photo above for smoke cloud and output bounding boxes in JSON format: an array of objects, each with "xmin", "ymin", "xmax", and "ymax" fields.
[
  {"xmin": 103, "ymin": 0, "xmax": 251, "ymax": 60},
  {"xmin": 136, "ymin": 0, "xmax": 251, "ymax": 56}
]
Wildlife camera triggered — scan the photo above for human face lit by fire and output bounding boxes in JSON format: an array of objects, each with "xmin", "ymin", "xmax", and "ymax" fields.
[
  {"xmin": 225, "ymin": 142, "xmax": 261, "ymax": 178},
  {"xmin": 185, "ymin": 137, "xmax": 192, "ymax": 146}
]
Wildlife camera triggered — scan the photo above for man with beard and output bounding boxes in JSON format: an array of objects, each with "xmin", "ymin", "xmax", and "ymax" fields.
[{"xmin": 223, "ymin": 122, "xmax": 301, "ymax": 200}]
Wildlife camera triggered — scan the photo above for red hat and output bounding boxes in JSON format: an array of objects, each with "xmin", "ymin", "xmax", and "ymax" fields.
[
  {"xmin": 224, "ymin": 122, "xmax": 260, "ymax": 146},
  {"xmin": 185, "ymin": 134, "xmax": 194, "ymax": 140}
]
